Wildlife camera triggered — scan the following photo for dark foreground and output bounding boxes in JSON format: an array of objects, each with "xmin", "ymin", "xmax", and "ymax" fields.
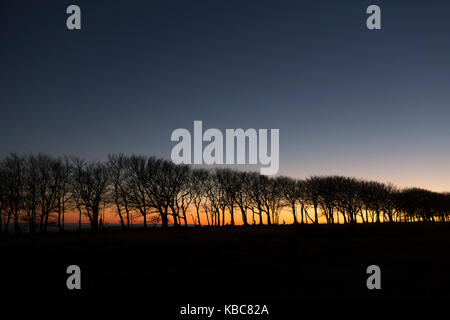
[{"xmin": 1, "ymin": 223, "xmax": 449, "ymax": 316}]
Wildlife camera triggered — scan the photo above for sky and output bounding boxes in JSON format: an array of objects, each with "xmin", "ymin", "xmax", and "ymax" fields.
[{"xmin": 1, "ymin": 0, "xmax": 450, "ymax": 192}]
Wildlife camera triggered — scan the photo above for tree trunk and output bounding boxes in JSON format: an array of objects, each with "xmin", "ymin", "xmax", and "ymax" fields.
[
  {"xmin": 196, "ymin": 207, "xmax": 202, "ymax": 226},
  {"xmin": 143, "ymin": 212, "xmax": 147, "ymax": 228},
  {"xmin": 205, "ymin": 209, "xmax": 210, "ymax": 226},
  {"xmin": 240, "ymin": 207, "xmax": 248, "ymax": 226},
  {"xmin": 14, "ymin": 212, "xmax": 21, "ymax": 235},
  {"xmin": 61, "ymin": 198, "xmax": 65, "ymax": 232},
  {"xmin": 57, "ymin": 198, "xmax": 62, "ymax": 231},
  {"xmin": 292, "ymin": 205, "xmax": 298, "ymax": 224},
  {"xmin": 182, "ymin": 210, "xmax": 188, "ymax": 226},
  {"xmin": 91, "ymin": 206, "xmax": 99, "ymax": 231},
  {"xmin": 229, "ymin": 206, "xmax": 235, "ymax": 226},
  {"xmin": 30, "ymin": 208, "xmax": 36, "ymax": 234},
  {"xmin": 124, "ymin": 203, "xmax": 131, "ymax": 229},
  {"xmin": 78, "ymin": 207, "xmax": 82, "ymax": 232},
  {"xmin": 115, "ymin": 201, "xmax": 126, "ymax": 230},
  {"xmin": 172, "ymin": 212, "xmax": 179, "ymax": 227},
  {"xmin": 4, "ymin": 213, "xmax": 12, "ymax": 236},
  {"xmin": 160, "ymin": 212, "xmax": 168, "ymax": 228},
  {"xmin": 314, "ymin": 204, "xmax": 318, "ymax": 224},
  {"xmin": 43, "ymin": 212, "xmax": 49, "ymax": 232},
  {"xmin": 266, "ymin": 211, "xmax": 272, "ymax": 225}
]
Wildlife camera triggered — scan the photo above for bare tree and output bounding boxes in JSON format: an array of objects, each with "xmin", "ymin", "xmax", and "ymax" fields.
[
  {"xmin": 334, "ymin": 176, "xmax": 363, "ymax": 224},
  {"xmin": 1, "ymin": 154, "xmax": 25, "ymax": 235},
  {"xmin": 233, "ymin": 171, "xmax": 252, "ymax": 226},
  {"xmin": 190, "ymin": 169, "xmax": 210, "ymax": 226},
  {"xmin": 379, "ymin": 183, "xmax": 398, "ymax": 223},
  {"xmin": 108, "ymin": 154, "xmax": 133, "ymax": 230},
  {"xmin": 278, "ymin": 176, "xmax": 302, "ymax": 224},
  {"xmin": 305, "ymin": 177, "xmax": 320, "ymax": 224},
  {"xmin": 71, "ymin": 158, "xmax": 109, "ymax": 231},
  {"xmin": 126, "ymin": 155, "xmax": 153, "ymax": 228},
  {"xmin": 141, "ymin": 158, "xmax": 190, "ymax": 227},
  {"xmin": 247, "ymin": 173, "xmax": 267, "ymax": 225},
  {"xmin": 55, "ymin": 156, "xmax": 71, "ymax": 232},
  {"xmin": 203, "ymin": 172, "xmax": 224, "ymax": 226},
  {"xmin": 215, "ymin": 169, "xmax": 238, "ymax": 226},
  {"xmin": 22, "ymin": 155, "xmax": 39, "ymax": 233}
]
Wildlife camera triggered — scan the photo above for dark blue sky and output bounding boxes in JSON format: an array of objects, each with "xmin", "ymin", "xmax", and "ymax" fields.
[{"xmin": 1, "ymin": 0, "xmax": 450, "ymax": 190}]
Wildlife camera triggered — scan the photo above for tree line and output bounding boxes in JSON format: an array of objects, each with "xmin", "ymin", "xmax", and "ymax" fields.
[{"xmin": 0, "ymin": 153, "xmax": 449, "ymax": 236}]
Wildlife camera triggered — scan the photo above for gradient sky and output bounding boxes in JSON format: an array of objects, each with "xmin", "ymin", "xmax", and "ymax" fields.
[{"xmin": 1, "ymin": 0, "xmax": 450, "ymax": 191}]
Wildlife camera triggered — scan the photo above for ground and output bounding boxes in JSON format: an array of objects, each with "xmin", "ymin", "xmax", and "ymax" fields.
[{"xmin": 0, "ymin": 223, "xmax": 449, "ymax": 316}]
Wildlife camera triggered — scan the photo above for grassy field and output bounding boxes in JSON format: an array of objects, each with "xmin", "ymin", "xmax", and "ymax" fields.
[{"xmin": 1, "ymin": 223, "xmax": 449, "ymax": 313}]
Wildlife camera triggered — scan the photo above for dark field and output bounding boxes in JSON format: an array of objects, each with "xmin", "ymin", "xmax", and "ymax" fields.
[{"xmin": 1, "ymin": 223, "xmax": 449, "ymax": 316}]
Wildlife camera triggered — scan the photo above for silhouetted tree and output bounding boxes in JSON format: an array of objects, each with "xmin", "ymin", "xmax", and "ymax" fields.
[
  {"xmin": 248, "ymin": 172, "xmax": 266, "ymax": 225},
  {"xmin": 279, "ymin": 176, "xmax": 303, "ymax": 224},
  {"xmin": 233, "ymin": 171, "xmax": 252, "ymax": 226},
  {"xmin": 71, "ymin": 158, "xmax": 109, "ymax": 231},
  {"xmin": 142, "ymin": 158, "xmax": 190, "ymax": 228},
  {"xmin": 1, "ymin": 154, "xmax": 25, "ymax": 235},
  {"xmin": 22, "ymin": 155, "xmax": 39, "ymax": 233},
  {"xmin": 1, "ymin": 152, "xmax": 450, "ymax": 234},
  {"xmin": 305, "ymin": 177, "xmax": 320, "ymax": 224},
  {"xmin": 35, "ymin": 154, "xmax": 66, "ymax": 232},
  {"xmin": 190, "ymin": 169, "xmax": 209, "ymax": 226},
  {"xmin": 216, "ymin": 169, "xmax": 238, "ymax": 226},
  {"xmin": 379, "ymin": 183, "xmax": 398, "ymax": 223},
  {"xmin": 108, "ymin": 154, "xmax": 132, "ymax": 229},
  {"xmin": 55, "ymin": 156, "xmax": 71, "ymax": 232},
  {"xmin": 125, "ymin": 156, "xmax": 152, "ymax": 227}
]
